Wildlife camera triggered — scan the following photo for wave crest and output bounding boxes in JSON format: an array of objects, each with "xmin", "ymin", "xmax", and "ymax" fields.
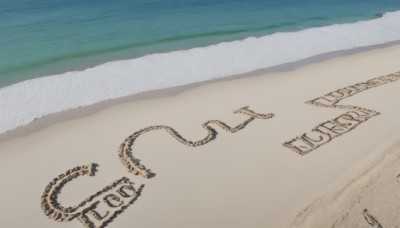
[{"xmin": 1, "ymin": 11, "xmax": 400, "ymax": 134}]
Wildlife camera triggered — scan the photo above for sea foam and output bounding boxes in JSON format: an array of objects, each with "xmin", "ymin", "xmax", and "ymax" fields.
[{"xmin": 1, "ymin": 11, "xmax": 400, "ymax": 134}]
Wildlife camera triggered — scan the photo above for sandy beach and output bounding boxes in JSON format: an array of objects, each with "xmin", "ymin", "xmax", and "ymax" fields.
[{"xmin": 1, "ymin": 43, "xmax": 400, "ymax": 228}]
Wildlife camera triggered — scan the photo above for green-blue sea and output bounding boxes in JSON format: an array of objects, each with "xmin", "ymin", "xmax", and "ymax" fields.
[{"xmin": 2, "ymin": 0, "xmax": 400, "ymax": 87}]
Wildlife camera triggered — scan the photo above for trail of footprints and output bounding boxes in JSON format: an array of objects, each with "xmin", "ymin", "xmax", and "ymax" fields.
[{"xmin": 41, "ymin": 71, "xmax": 400, "ymax": 227}]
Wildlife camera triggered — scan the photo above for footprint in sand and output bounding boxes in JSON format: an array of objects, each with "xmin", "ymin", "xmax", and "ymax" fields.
[{"xmin": 363, "ymin": 209, "xmax": 383, "ymax": 228}]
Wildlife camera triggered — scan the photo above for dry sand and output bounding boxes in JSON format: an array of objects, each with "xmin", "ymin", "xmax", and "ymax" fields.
[
  {"xmin": 291, "ymin": 134, "xmax": 400, "ymax": 228},
  {"xmin": 0, "ymin": 44, "xmax": 400, "ymax": 228}
]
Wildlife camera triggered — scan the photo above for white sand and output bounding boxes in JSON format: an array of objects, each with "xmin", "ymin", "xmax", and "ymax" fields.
[
  {"xmin": 291, "ymin": 135, "xmax": 400, "ymax": 227},
  {"xmin": 1, "ymin": 44, "xmax": 400, "ymax": 228}
]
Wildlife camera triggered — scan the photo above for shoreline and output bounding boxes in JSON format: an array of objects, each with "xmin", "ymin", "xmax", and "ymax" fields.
[
  {"xmin": 1, "ymin": 40, "xmax": 400, "ymax": 227},
  {"xmin": 2, "ymin": 39, "xmax": 400, "ymax": 144},
  {"xmin": 2, "ymin": 10, "xmax": 400, "ymax": 137}
]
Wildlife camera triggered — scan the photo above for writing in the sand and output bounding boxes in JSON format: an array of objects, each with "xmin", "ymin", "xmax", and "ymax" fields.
[
  {"xmin": 41, "ymin": 106, "xmax": 274, "ymax": 227},
  {"xmin": 41, "ymin": 163, "xmax": 144, "ymax": 228},
  {"xmin": 284, "ymin": 72, "xmax": 400, "ymax": 155},
  {"xmin": 41, "ymin": 71, "xmax": 400, "ymax": 227},
  {"xmin": 119, "ymin": 106, "xmax": 274, "ymax": 178}
]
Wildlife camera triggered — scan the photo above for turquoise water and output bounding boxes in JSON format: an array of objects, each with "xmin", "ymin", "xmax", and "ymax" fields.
[{"xmin": 1, "ymin": 0, "xmax": 400, "ymax": 87}]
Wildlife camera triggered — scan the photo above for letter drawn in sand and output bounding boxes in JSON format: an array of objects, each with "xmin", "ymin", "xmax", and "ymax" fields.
[
  {"xmin": 41, "ymin": 106, "xmax": 274, "ymax": 226},
  {"xmin": 284, "ymin": 71, "xmax": 400, "ymax": 155},
  {"xmin": 119, "ymin": 106, "xmax": 274, "ymax": 178},
  {"xmin": 41, "ymin": 163, "xmax": 144, "ymax": 228}
]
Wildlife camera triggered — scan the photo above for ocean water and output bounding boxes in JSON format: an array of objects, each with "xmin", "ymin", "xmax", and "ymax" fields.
[
  {"xmin": 1, "ymin": 0, "xmax": 400, "ymax": 134},
  {"xmin": 1, "ymin": 0, "xmax": 400, "ymax": 87}
]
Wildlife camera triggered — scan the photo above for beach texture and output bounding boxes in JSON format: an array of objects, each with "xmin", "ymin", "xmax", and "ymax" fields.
[
  {"xmin": 291, "ymin": 137, "xmax": 400, "ymax": 227},
  {"xmin": 0, "ymin": 44, "xmax": 400, "ymax": 227}
]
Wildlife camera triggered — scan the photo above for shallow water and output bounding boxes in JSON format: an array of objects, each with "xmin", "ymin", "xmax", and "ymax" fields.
[{"xmin": 1, "ymin": 0, "xmax": 400, "ymax": 87}]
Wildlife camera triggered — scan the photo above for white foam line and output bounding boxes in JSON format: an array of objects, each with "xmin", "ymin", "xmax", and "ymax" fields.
[{"xmin": 1, "ymin": 11, "xmax": 400, "ymax": 134}]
